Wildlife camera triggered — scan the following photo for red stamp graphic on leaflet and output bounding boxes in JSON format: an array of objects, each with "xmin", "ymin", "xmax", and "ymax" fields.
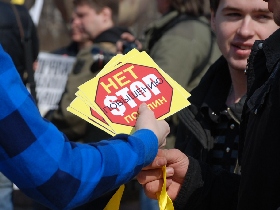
[{"xmin": 95, "ymin": 63, "xmax": 173, "ymax": 126}]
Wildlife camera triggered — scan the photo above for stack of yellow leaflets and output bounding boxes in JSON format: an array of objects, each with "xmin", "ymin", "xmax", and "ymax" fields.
[
  {"xmin": 67, "ymin": 49, "xmax": 190, "ymax": 136},
  {"xmin": 67, "ymin": 49, "xmax": 191, "ymax": 210}
]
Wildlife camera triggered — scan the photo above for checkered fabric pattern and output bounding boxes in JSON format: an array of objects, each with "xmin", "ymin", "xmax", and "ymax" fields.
[{"xmin": 0, "ymin": 45, "xmax": 158, "ymax": 210}]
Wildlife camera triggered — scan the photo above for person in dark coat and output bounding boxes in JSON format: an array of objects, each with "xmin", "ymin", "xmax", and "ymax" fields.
[{"xmin": 0, "ymin": 0, "xmax": 39, "ymax": 82}]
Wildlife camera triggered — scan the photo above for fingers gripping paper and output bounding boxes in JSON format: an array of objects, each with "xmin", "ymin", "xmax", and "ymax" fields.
[{"xmin": 67, "ymin": 49, "xmax": 190, "ymax": 210}]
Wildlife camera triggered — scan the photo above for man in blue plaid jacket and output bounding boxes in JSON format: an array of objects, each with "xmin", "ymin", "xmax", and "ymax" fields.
[{"xmin": 0, "ymin": 45, "xmax": 169, "ymax": 210}]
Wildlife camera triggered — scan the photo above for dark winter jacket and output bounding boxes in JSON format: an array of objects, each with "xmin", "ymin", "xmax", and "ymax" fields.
[
  {"xmin": 0, "ymin": 1, "xmax": 39, "ymax": 81},
  {"xmin": 174, "ymin": 57, "xmax": 240, "ymax": 210},
  {"xmin": 238, "ymin": 28, "xmax": 280, "ymax": 210},
  {"xmin": 176, "ymin": 56, "xmax": 244, "ymax": 173}
]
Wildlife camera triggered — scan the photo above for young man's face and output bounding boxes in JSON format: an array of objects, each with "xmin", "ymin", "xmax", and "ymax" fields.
[
  {"xmin": 74, "ymin": 4, "xmax": 111, "ymax": 40},
  {"xmin": 211, "ymin": 0, "xmax": 279, "ymax": 72},
  {"xmin": 70, "ymin": 12, "xmax": 91, "ymax": 43}
]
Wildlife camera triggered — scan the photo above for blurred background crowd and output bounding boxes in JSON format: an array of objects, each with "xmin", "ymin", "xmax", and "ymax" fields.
[{"xmin": 27, "ymin": 0, "xmax": 160, "ymax": 51}]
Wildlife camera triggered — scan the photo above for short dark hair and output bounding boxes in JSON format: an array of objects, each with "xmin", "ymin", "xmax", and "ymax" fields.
[
  {"xmin": 73, "ymin": 0, "xmax": 119, "ymax": 24},
  {"xmin": 171, "ymin": 0, "xmax": 206, "ymax": 16},
  {"xmin": 209, "ymin": 0, "xmax": 219, "ymax": 14}
]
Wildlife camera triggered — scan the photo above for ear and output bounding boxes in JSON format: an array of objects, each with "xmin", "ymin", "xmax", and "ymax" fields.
[
  {"xmin": 210, "ymin": 10, "xmax": 216, "ymax": 32},
  {"xmin": 100, "ymin": 7, "xmax": 112, "ymax": 21}
]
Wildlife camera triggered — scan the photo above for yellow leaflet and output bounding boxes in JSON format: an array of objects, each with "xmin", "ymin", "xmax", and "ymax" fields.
[
  {"xmin": 109, "ymin": 50, "xmax": 191, "ymax": 103},
  {"xmin": 68, "ymin": 96, "xmax": 109, "ymax": 129},
  {"xmin": 74, "ymin": 90, "xmax": 114, "ymax": 131},
  {"xmin": 74, "ymin": 89, "xmax": 118, "ymax": 134},
  {"xmin": 76, "ymin": 50, "xmax": 141, "ymax": 134},
  {"xmin": 77, "ymin": 50, "xmax": 142, "ymax": 134},
  {"xmin": 78, "ymin": 49, "xmax": 190, "ymax": 134},
  {"xmin": 66, "ymin": 97, "xmax": 115, "ymax": 136},
  {"xmin": 157, "ymin": 166, "xmax": 174, "ymax": 210},
  {"xmin": 11, "ymin": 0, "xmax": 25, "ymax": 4},
  {"xmin": 104, "ymin": 185, "xmax": 125, "ymax": 210},
  {"xmin": 66, "ymin": 106, "xmax": 115, "ymax": 136}
]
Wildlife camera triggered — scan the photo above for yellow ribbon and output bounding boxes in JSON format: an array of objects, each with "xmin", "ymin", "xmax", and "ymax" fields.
[
  {"xmin": 104, "ymin": 184, "xmax": 125, "ymax": 210},
  {"xmin": 157, "ymin": 165, "xmax": 174, "ymax": 210},
  {"xmin": 11, "ymin": 0, "xmax": 25, "ymax": 5},
  {"xmin": 104, "ymin": 166, "xmax": 174, "ymax": 210}
]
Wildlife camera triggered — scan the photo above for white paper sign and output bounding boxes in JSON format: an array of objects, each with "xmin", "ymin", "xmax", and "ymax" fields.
[{"xmin": 35, "ymin": 52, "xmax": 76, "ymax": 116}]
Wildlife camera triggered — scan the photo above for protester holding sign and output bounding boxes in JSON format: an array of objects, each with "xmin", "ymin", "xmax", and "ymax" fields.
[{"xmin": 0, "ymin": 44, "xmax": 169, "ymax": 209}]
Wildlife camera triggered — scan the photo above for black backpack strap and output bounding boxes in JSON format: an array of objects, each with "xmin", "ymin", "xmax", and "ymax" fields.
[
  {"xmin": 11, "ymin": 4, "xmax": 38, "ymax": 105},
  {"xmin": 147, "ymin": 14, "xmax": 193, "ymax": 50},
  {"xmin": 188, "ymin": 30, "xmax": 215, "ymax": 84}
]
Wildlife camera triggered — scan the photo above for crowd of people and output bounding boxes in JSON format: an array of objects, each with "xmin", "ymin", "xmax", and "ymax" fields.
[{"xmin": 0, "ymin": 0, "xmax": 280, "ymax": 210}]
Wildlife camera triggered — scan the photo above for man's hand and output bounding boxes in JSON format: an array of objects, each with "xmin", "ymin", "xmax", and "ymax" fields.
[
  {"xmin": 135, "ymin": 103, "xmax": 169, "ymax": 148},
  {"xmin": 116, "ymin": 32, "xmax": 142, "ymax": 54},
  {"xmin": 137, "ymin": 149, "xmax": 189, "ymax": 200}
]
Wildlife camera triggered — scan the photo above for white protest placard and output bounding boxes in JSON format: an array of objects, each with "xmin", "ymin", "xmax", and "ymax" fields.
[{"xmin": 35, "ymin": 52, "xmax": 76, "ymax": 116}]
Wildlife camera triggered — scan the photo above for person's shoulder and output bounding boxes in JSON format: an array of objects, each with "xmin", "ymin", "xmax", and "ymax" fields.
[{"xmin": 165, "ymin": 15, "xmax": 211, "ymax": 40}]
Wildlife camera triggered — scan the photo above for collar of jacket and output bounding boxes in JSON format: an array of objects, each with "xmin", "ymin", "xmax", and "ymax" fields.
[
  {"xmin": 93, "ymin": 26, "xmax": 131, "ymax": 44},
  {"xmin": 245, "ymin": 29, "xmax": 280, "ymax": 95},
  {"xmin": 189, "ymin": 56, "xmax": 231, "ymax": 117},
  {"xmin": 261, "ymin": 28, "xmax": 280, "ymax": 72}
]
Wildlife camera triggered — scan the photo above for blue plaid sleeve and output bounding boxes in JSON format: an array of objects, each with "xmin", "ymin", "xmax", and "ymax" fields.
[{"xmin": 0, "ymin": 45, "xmax": 158, "ymax": 210}]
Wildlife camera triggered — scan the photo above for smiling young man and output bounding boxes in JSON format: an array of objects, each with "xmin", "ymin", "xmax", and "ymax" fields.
[
  {"xmin": 137, "ymin": 0, "xmax": 280, "ymax": 209},
  {"xmin": 175, "ymin": 0, "xmax": 279, "ymax": 178},
  {"xmin": 175, "ymin": 0, "xmax": 278, "ymax": 182}
]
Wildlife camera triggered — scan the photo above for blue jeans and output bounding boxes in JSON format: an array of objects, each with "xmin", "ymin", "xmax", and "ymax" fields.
[
  {"xmin": 0, "ymin": 173, "xmax": 13, "ymax": 210},
  {"xmin": 140, "ymin": 188, "xmax": 159, "ymax": 210}
]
